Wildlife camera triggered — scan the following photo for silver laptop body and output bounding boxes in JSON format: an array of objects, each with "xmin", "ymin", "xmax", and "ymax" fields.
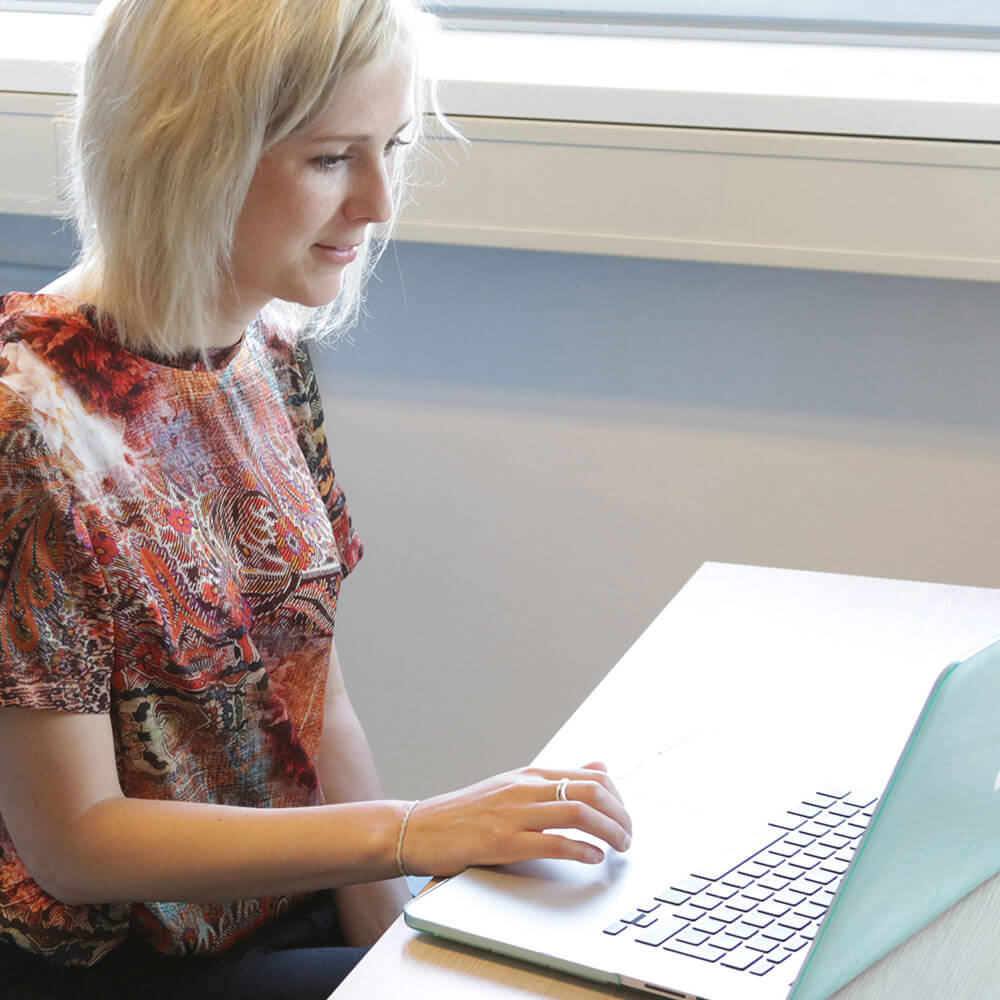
[{"xmin": 405, "ymin": 580, "xmax": 1000, "ymax": 1000}]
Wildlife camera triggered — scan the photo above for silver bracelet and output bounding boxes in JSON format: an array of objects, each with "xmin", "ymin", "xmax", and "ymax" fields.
[{"xmin": 396, "ymin": 799, "xmax": 420, "ymax": 877}]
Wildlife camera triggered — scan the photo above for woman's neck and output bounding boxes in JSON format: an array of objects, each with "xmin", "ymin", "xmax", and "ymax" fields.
[{"xmin": 37, "ymin": 267, "xmax": 252, "ymax": 352}]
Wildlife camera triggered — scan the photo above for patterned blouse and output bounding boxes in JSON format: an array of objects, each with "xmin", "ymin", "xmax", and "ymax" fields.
[{"xmin": 0, "ymin": 293, "xmax": 363, "ymax": 967}]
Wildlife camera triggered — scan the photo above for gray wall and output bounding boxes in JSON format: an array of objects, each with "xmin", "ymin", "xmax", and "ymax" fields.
[{"xmin": 5, "ymin": 213, "xmax": 1000, "ymax": 800}]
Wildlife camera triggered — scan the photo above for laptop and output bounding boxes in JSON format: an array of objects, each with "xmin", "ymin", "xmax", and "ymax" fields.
[{"xmin": 404, "ymin": 625, "xmax": 1000, "ymax": 999}]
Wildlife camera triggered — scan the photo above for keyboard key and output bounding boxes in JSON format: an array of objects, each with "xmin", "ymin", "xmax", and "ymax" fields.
[
  {"xmin": 770, "ymin": 842, "xmax": 800, "ymax": 858},
  {"xmin": 742, "ymin": 885, "xmax": 773, "ymax": 902},
  {"xmin": 766, "ymin": 949, "xmax": 791, "ymax": 965},
  {"xmin": 758, "ymin": 876, "xmax": 789, "ymax": 892},
  {"xmin": 820, "ymin": 859, "xmax": 852, "ymax": 875},
  {"xmin": 787, "ymin": 882, "xmax": 821, "ymax": 898},
  {"xmin": 707, "ymin": 908, "xmax": 741, "ymax": 925},
  {"xmin": 621, "ymin": 910, "xmax": 647, "ymax": 924},
  {"xmin": 725, "ymin": 896, "xmax": 758, "ymax": 913},
  {"xmin": 741, "ymin": 912, "xmax": 774, "ymax": 929},
  {"xmin": 705, "ymin": 884, "xmax": 738, "ymax": 901},
  {"xmin": 746, "ymin": 937, "xmax": 780, "ymax": 954},
  {"xmin": 802, "ymin": 845, "xmax": 835, "ymax": 860},
  {"xmin": 707, "ymin": 933, "xmax": 744, "ymax": 953},
  {"xmin": 772, "ymin": 858, "xmax": 804, "ymax": 879},
  {"xmin": 816, "ymin": 788, "xmax": 851, "ymax": 800},
  {"xmin": 813, "ymin": 816, "xmax": 843, "ymax": 829},
  {"xmin": 795, "ymin": 901, "xmax": 828, "ymax": 921},
  {"xmin": 802, "ymin": 927, "xmax": 819, "ymax": 940},
  {"xmin": 691, "ymin": 916, "xmax": 730, "ymax": 935},
  {"xmin": 663, "ymin": 939, "xmax": 723, "ymax": 963},
  {"xmin": 788, "ymin": 857, "xmax": 820, "ymax": 871},
  {"xmin": 819, "ymin": 833, "xmax": 853, "ymax": 850},
  {"xmin": 804, "ymin": 870, "xmax": 838, "ymax": 887},
  {"xmin": 800, "ymin": 822, "xmax": 830, "ymax": 838},
  {"xmin": 636, "ymin": 927, "xmax": 676, "ymax": 947},
  {"xmin": 788, "ymin": 803, "xmax": 822, "ymax": 819},
  {"xmin": 721, "ymin": 945, "xmax": 763, "ymax": 971},
  {"xmin": 635, "ymin": 901, "xmax": 661, "ymax": 913},
  {"xmin": 728, "ymin": 922, "xmax": 759, "ymax": 940},
  {"xmin": 739, "ymin": 862, "xmax": 771, "ymax": 880},
  {"xmin": 757, "ymin": 852, "xmax": 785, "ymax": 868},
  {"xmin": 761, "ymin": 926, "xmax": 796, "ymax": 943},
  {"xmin": 689, "ymin": 896, "xmax": 722, "ymax": 912},
  {"xmin": 691, "ymin": 864, "xmax": 735, "ymax": 882},
  {"xmin": 749, "ymin": 962, "xmax": 774, "ymax": 976},
  {"xmin": 774, "ymin": 890, "xmax": 804, "ymax": 907},
  {"xmin": 671, "ymin": 876, "xmax": 712, "ymax": 895},
  {"xmin": 784, "ymin": 936, "xmax": 811, "ymax": 953},
  {"xmin": 778, "ymin": 915, "xmax": 812, "ymax": 932},
  {"xmin": 633, "ymin": 912, "xmax": 659, "ymax": 927},
  {"xmin": 603, "ymin": 921, "xmax": 629, "ymax": 935},
  {"xmin": 673, "ymin": 904, "xmax": 704, "ymax": 921},
  {"xmin": 757, "ymin": 901, "xmax": 791, "ymax": 918},
  {"xmin": 828, "ymin": 804, "xmax": 860, "ymax": 819},
  {"xmin": 783, "ymin": 832, "xmax": 814, "ymax": 848},
  {"xmin": 768, "ymin": 816, "xmax": 805, "ymax": 832},
  {"xmin": 654, "ymin": 889, "xmax": 691, "ymax": 906},
  {"xmin": 721, "ymin": 872, "xmax": 754, "ymax": 890},
  {"xmin": 675, "ymin": 929, "xmax": 711, "ymax": 947},
  {"xmin": 845, "ymin": 795, "xmax": 877, "ymax": 810}
]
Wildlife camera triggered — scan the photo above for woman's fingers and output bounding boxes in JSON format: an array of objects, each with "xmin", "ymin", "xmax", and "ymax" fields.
[
  {"xmin": 527, "ymin": 767, "xmax": 632, "ymax": 837},
  {"xmin": 518, "ymin": 831, "xmax": 606, "ymax": 865},
  {"xmin": 532, "ymin": 797, "xmax": 631, "ymax": 853},
  {"xmin": 401, "ymin": 761, "xmax": 633, "ymax": 877}
]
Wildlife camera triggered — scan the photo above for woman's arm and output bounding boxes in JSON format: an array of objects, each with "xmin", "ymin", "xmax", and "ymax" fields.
[
  {"xmin": 0, "ymin": 683, "xmax": 631, "ymax": 908},
  {"xmin": 316, "ymin": 641, "xmax": 411, "ymax": 946},
  {"xmin": 0, "ymin": 705, "xmax": 408, "ymax": 905}
]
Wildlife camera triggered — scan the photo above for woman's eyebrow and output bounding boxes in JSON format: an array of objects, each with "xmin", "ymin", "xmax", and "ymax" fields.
[{"xmin": 308, "ymin": 119, "xmax": 413, "ymax": 144}]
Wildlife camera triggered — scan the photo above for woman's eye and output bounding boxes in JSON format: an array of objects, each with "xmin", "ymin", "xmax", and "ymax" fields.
[
  {"xmin": 312, "ymin": 154, "xmax": 348, "ymax": 171},
  {"xmin": 384, "ymin": 137, "xmax": 412, "ymax": 157}
]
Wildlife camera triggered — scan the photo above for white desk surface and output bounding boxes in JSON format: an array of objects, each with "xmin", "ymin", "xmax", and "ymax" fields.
[{"xmin": 332, "ymin": 562, "xmax": 1000, "ymax": 999}]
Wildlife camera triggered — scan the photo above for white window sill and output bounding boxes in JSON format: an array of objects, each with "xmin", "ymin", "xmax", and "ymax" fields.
[
  {"xmin": 3, "ymin": 10, "xmax": 1000, "ymax": 139},
  {"xmin": 2, "ymin": 11, "xmax": 1000, "ymax": 280}
]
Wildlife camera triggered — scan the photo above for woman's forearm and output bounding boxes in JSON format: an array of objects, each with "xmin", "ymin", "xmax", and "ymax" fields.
[
  {"xmin": 50, "ymin": 795, "xmax": 408, "ymax": 906},
  {"xmin": 318, "ymin": 683, "xmax": 413, "ymax": 944}
]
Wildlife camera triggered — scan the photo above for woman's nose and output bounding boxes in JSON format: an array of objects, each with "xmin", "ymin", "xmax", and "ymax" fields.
[{"xmin": 345, "ymin": 156, "xmax": 394, "ymax": 224}]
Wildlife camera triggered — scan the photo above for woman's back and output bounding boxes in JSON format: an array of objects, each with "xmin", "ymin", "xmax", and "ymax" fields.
[{"xmin": 0, "ymin": 292, "xmax": 362, "ymax": 966}]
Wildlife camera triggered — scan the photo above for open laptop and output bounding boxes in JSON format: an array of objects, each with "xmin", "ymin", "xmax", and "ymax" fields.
[{"xmin": 405, "ymin": 630, "xmax": 1000, "ymax": 999}]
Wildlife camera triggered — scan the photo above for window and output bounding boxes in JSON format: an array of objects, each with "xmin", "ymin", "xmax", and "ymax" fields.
[
  {"xmin": 1, "ymin": 1, "xmax": 96, "ymax": 11},
  {"xmin": 6, "ymin": 0, "xmax": 1000, "ymax": 45},
  {"xmin": 434, "ymin": 1, "xmax": 1000, "ymax": 43}
]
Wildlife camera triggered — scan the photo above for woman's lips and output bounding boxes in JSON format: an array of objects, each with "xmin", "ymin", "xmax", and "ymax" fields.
[{"xmin": 313, "ymin": 243, "xmax": 359, "ymax": 264}]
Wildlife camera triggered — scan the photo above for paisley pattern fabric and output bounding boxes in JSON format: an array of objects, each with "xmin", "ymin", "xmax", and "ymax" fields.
[{"xmin": 0, "ymin": 293, "xmax": 362, "ymax": 967}]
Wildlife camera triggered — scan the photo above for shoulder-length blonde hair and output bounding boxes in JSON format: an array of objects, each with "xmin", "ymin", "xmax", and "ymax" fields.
[{"xmin": 68, "ymin": 0, "xmax": 439, "ymax": 359}]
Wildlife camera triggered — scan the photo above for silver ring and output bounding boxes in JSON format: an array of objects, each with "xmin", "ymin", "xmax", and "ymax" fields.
[{"xmin": 556, "ymin": 778, "xmax": 570, "ymax": 801}]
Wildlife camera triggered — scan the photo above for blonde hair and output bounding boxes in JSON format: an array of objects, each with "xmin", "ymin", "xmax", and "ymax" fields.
[{"xmin": 68, "ymin": 0, "xmax": 439, "ymax": 359}]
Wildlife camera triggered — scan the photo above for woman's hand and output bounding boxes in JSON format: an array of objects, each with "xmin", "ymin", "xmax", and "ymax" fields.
[{"xmin": 400, "ymin": 761, "xmax": 632, "ymax": 878}]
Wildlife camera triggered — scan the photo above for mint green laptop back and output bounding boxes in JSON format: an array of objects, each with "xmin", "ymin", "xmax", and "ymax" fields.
[{"xmin": 789, "ymin": 637, "xmax": 1000, "ymax": 1000}]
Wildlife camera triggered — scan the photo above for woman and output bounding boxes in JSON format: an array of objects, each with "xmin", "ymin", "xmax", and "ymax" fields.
[{"xmin": 0, "ymin": 0, "xmax": 632, "ymax": 997}]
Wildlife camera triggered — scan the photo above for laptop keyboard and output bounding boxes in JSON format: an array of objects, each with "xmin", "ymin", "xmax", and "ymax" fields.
[{"xmin": 602, "ymin": 789, "xmax": 878, "ymax": 980}]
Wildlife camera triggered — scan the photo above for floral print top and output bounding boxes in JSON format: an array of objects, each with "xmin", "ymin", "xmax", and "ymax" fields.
[{"xmin": 0, "ymin": 293, "xmax": 363, "ymax": 967}]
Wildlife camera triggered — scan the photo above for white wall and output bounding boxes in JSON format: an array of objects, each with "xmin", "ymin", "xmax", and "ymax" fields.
[
  {"xmin": 5, "ymin": 221, "xmax": 1000, "ymax": 801},
  {"xmin": 318, "ymin": 243, "xmax": 1000, "ymax": 800}
]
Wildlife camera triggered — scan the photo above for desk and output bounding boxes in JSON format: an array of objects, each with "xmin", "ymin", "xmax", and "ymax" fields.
[{"xmin": 333, "ymin": 563, "xmax": 1000, "ymax": 999}]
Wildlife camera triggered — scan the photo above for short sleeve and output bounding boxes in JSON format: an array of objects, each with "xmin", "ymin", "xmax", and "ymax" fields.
[
  {"xmin": 0, "ymin": 404, "xmax": 114, "ymax": 712},
  {"xmin": 282, "ymin": 341, "xmax": 363, "ymax": 577}
]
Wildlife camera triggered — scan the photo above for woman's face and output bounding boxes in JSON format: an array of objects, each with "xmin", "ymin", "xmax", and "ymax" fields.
[{"xmin": 228, "ymin": 42, "xmax": 415, "ymax": 321}]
